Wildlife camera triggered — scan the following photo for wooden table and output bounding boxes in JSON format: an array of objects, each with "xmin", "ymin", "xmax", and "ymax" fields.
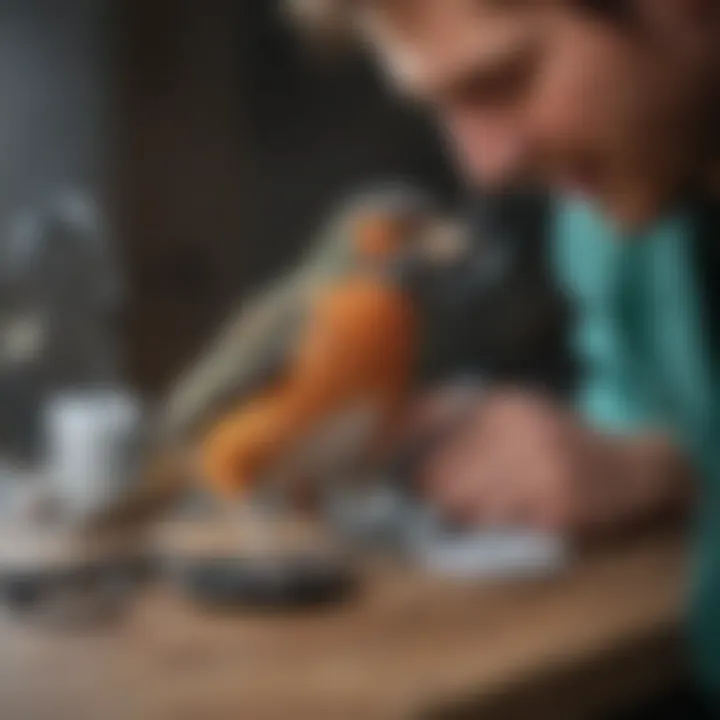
[{"xmin": 0, "ymin": 529, "xmax": 687, "ymax": 720}]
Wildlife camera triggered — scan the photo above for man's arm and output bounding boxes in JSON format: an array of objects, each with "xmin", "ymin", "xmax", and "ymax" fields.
[
  {"xmin": 416, "ymin": 201, "xmax": 697, "ymax": 534},
  {"xmin": 418, "ymin": 388, "xmax": 693, "ymax": 534},
  {"xmin": 610, "ymin": 432, "xmax": 693, "ymax": 525}
]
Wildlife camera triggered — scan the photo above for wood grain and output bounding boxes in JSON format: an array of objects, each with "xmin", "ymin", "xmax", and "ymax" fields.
[{"xmin": 0, "ymin": 529, "xmax": 686, "ymax": 720}]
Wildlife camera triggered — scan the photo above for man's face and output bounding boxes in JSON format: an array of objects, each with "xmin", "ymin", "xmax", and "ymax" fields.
[{"xmin": 361, "ymin": 0, "xmax": 718, "ymax": 227}]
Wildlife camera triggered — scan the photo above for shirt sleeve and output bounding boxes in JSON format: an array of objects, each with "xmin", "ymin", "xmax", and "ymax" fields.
[
  {"xmin": 574, "ymin": 352, "xmax": 657, "ymax": 435},
  {"xmin": 552, "ymin": 202, "xmax": 658, "ymax": 436}
]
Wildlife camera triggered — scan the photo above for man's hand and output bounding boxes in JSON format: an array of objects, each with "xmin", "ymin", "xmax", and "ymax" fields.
[{"xmin": 417, "ymin": 389, "xmax": 692, "ymax": 534}]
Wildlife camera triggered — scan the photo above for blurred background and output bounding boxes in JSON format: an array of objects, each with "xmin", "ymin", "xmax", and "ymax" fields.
[
  {"xmin": 0, "ymin": 0, "xmax": 458, "ymax": 396},
  {"xmin": 0, "ymin": 3, "xmax": 688, "ymax": 719},
  {"xmin": 120, "ymin": 0, "xmax": 458, "ymax": 394}
]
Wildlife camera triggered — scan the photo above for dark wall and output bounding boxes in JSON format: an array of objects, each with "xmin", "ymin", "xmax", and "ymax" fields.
[
  {"xmin": 0, "ymin": 0, "xmax": 114, "ymax": 235},
  {"xmin": 122, "ymin": 0, "xmax": 457, "ymax": 393},
  {"xmin": 121, "ymin": 0, "xmax": 250, "ymax": 393},
  {"xmin": 243, "ymin": 0, "xmax": 458, "ymax": 287}
]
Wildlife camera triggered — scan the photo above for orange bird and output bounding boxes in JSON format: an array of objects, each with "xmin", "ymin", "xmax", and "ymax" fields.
[{"xmin": 202, "ymin": 190, "xmax": 464, "ymax": 500}]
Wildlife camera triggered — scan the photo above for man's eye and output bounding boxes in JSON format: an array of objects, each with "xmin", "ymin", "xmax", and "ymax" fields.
[{"xmin": 459, "ymin": 55, "xmax": 535, "ymax": 108}]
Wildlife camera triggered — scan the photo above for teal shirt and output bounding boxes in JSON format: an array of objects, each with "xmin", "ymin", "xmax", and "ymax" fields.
[{"xmin": 554, "ymin": 198, "xmax": 720, "ymax": 691}]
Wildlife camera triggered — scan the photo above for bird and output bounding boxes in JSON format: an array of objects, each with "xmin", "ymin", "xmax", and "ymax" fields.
[
  {"xmin": 96, "ymin": 185, "xmax": 470, "ymax": 527},
  {"xmin": 200, "ymin": 185, "xmax": 466, "ymax": 501}
]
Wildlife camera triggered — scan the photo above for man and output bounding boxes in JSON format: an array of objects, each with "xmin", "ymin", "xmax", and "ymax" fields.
[
  {"xmin": 288, "ymin": 0, "xmax": 720, "ymax": 705},
  {"xmin": 158, "ymin": 0, "xmax": 718, "ymax": 709}
]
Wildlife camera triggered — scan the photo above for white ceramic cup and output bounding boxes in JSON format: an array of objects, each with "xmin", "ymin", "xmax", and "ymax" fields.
[{"xmin": 44, "ymin": 389, "xmax": 143, "ymax": 521}]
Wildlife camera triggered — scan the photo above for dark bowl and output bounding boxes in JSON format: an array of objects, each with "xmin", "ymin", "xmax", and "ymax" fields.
[
  {"xmin": 0, "ymin": 556, "xmax": 154, "ymax": 626},
  {"xmin": 166, "ymin": 554, "xmax": 358, "ymax": 611}
]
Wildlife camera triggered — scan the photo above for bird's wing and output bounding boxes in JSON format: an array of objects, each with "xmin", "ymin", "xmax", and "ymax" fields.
[{"xmin": 158, "ymin": 223, "xmax": 356, "ymax": 443}]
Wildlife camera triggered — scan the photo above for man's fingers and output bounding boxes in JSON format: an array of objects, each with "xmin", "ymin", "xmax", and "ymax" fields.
[
  {"xmin": 399, "ymin": 384, "xmax": 481, "ymax": 448},
  {"xmin": 423, "ymin": 430, "xmax": 529, "ymax": 525},
  {"xmin": 423, "ymin": 431, "xmax": 487, "ymax": 512},
  {"xmin": 416, "ymin": 390, "xmax": 605, "ymax": 534}
]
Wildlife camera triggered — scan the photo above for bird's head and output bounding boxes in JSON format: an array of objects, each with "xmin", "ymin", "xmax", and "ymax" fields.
[{"xmin": 340, "ymin": 184, "xmax": 469, "ymax": 268}]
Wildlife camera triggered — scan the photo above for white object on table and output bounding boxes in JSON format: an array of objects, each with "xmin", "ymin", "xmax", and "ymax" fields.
[
  {"xmin": 44, "ymin": 389, "xmax": 143, "ymax": 521},
  {"xmin": 415, "ymin": 528, "xmax": 568, "ymax": 579}
]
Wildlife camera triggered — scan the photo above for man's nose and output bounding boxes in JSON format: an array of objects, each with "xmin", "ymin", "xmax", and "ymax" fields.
[{"xmin": 444, "ymin": 107, "xmax": 532, "ymax": 189}]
